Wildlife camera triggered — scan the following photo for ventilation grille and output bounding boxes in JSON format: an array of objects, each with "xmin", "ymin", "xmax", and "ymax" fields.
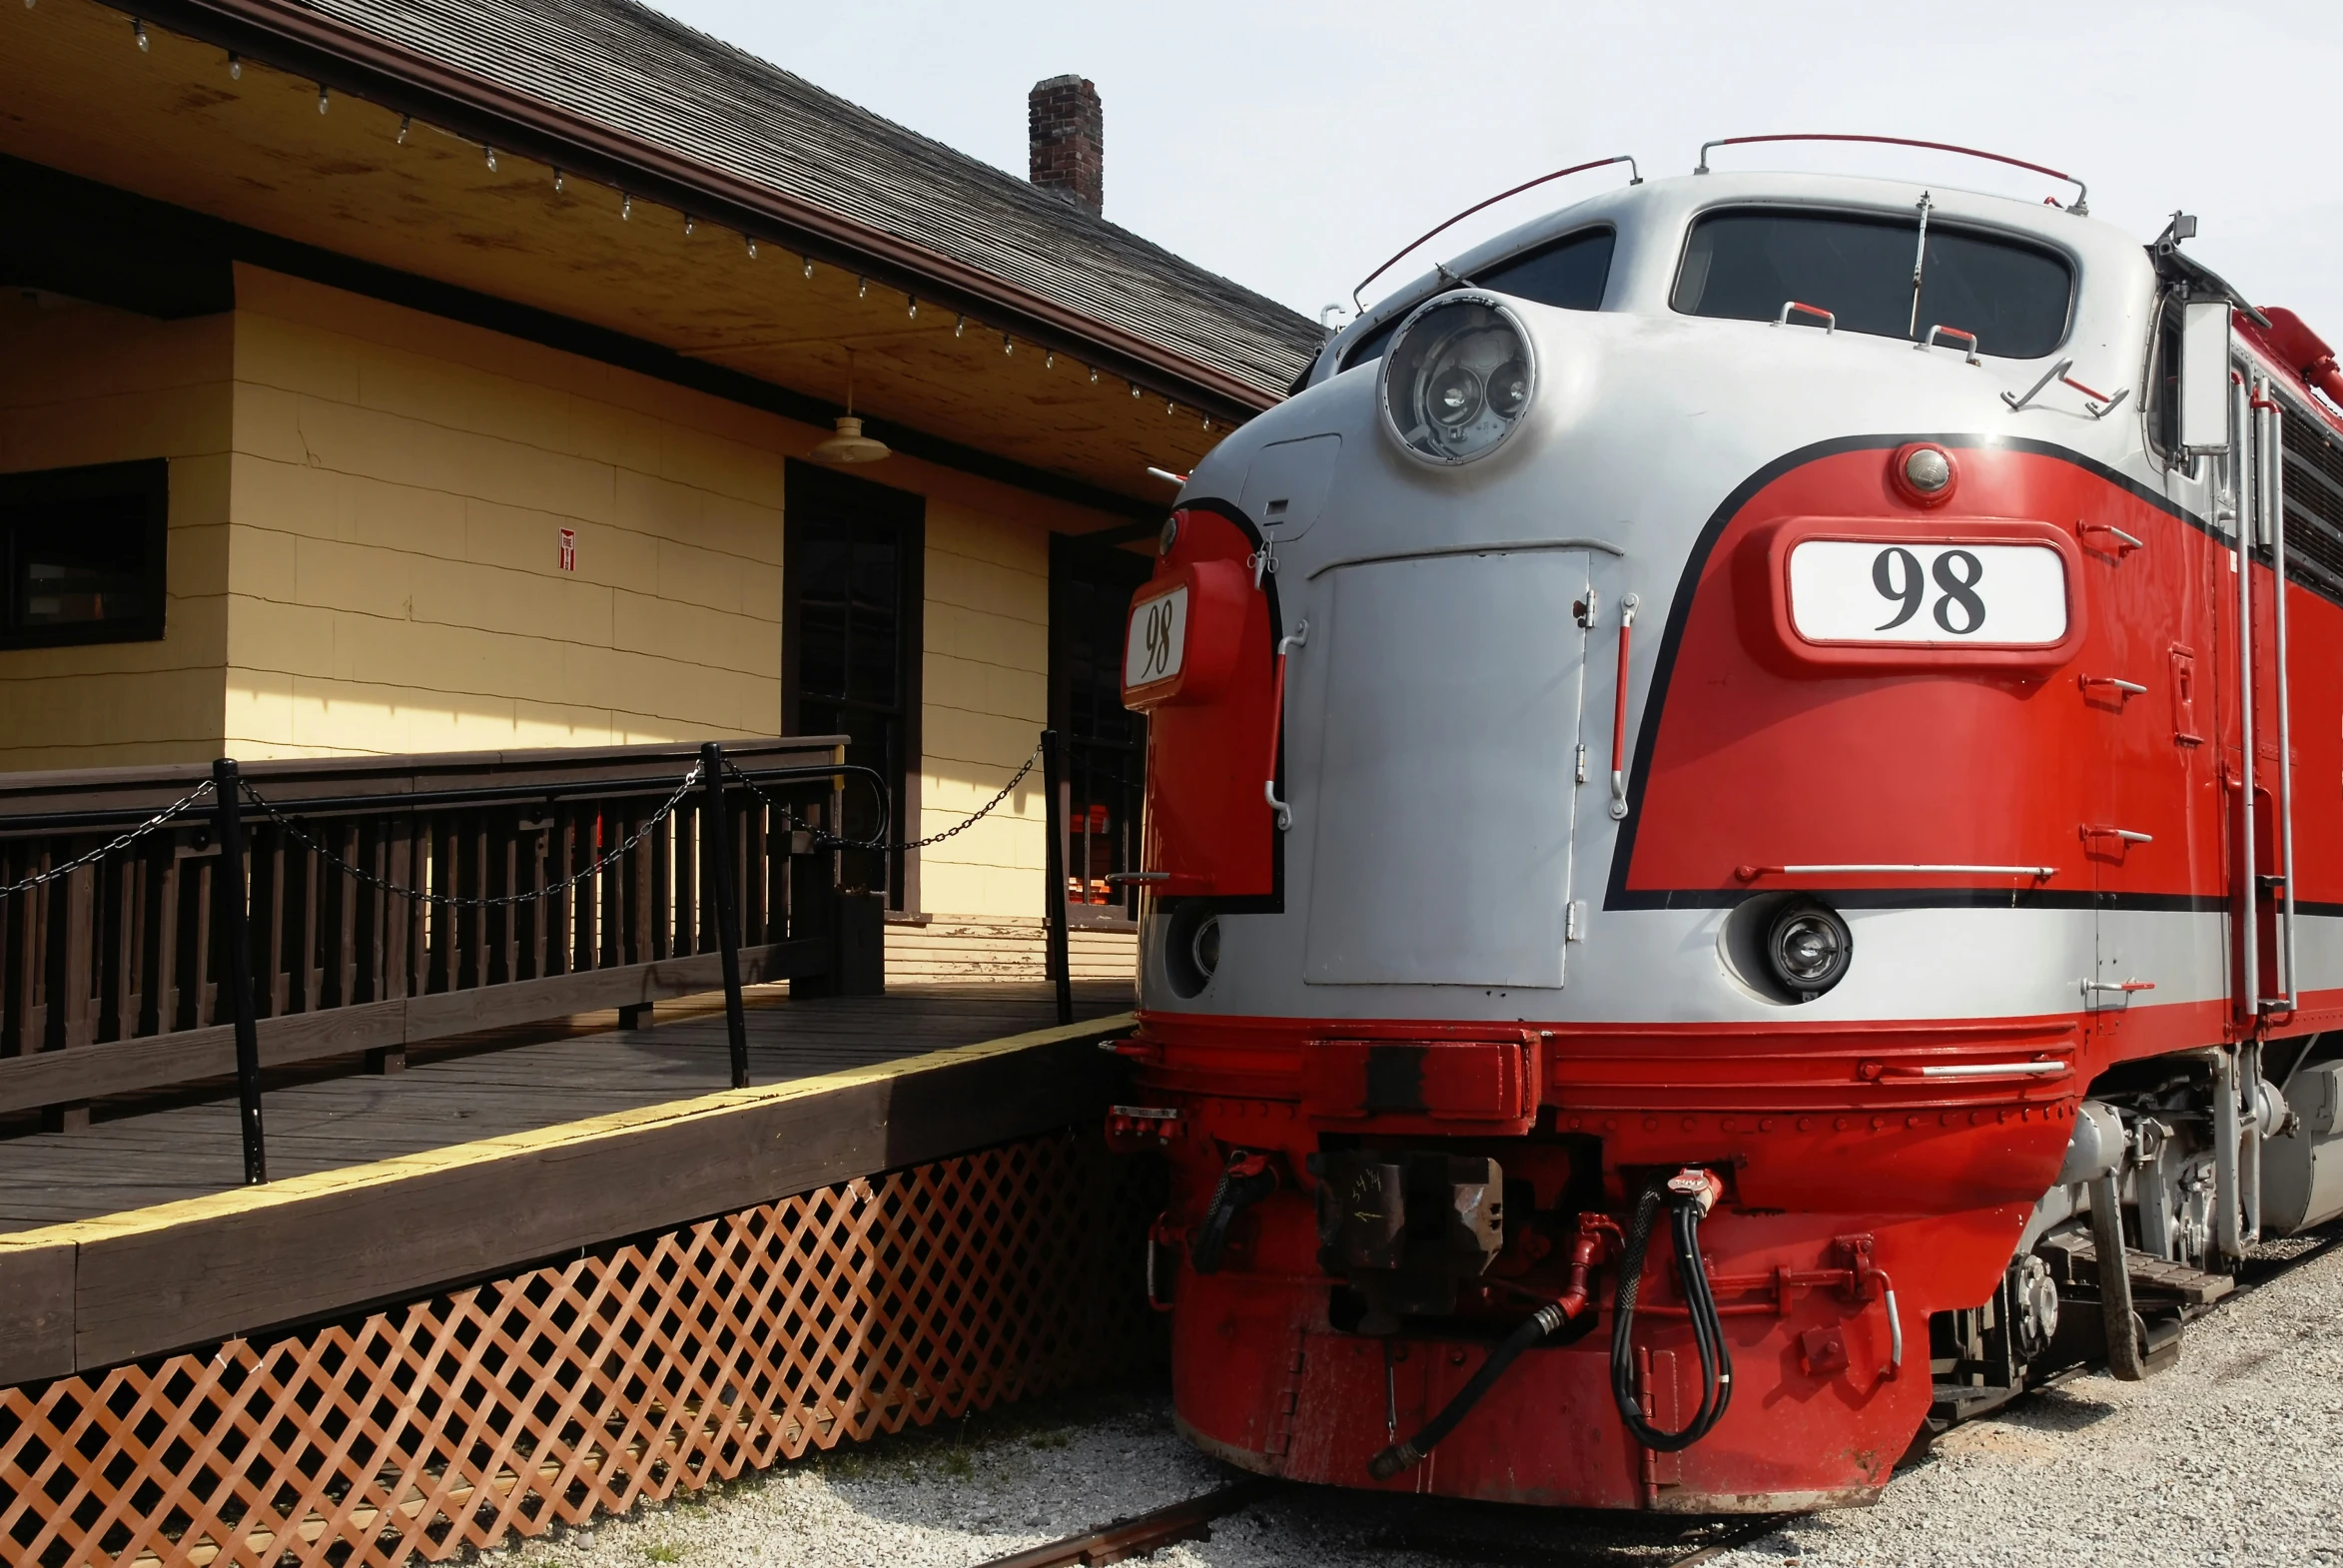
[{"xmin": 2283, "ymin": 402, "xmax": 2343, "ymax": 602}]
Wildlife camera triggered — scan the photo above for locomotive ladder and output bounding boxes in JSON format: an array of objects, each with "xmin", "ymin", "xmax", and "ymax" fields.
[{"xmin": 2234, "ymin": 369, "xmax": 2299, "ymax": 1016}]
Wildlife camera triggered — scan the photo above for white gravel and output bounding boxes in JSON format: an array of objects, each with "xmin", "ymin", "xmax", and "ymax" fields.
[{"xmin": 493, "ymin": 1237, "xmax": 2343, "ymax": 1568}]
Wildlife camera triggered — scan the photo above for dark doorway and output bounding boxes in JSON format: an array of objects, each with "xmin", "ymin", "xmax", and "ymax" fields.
[
  {"xmin": 783, "ymin": 461, "xmax": 924, "ymax": 912},
  {"xmin": 1050, "ymin": 534, "xmax": 1153, "ymax": 925}
]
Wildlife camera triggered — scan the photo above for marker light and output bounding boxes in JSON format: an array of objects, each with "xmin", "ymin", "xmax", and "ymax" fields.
[{"xmin": 1892, "ymin": 441, "xmax": 1958, "ymax": 506}]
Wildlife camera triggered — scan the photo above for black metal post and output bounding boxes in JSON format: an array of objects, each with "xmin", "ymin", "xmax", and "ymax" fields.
[
  {"xmin": 701, "ymin": 742, "xmax": 751, "ymax": 1089},
  {"xmin": 210, "ymin": 758, "xmax": 267, "ymax": 1184},
  {"xmin": 1041, "ymin": 727, "xmax": 1073, "ymax": 1026}
]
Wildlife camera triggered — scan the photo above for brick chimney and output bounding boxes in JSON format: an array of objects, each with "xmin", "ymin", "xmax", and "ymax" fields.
[{"xmin": 1028, "ymin": 75, "xmax": 1103, "ymax": 216}]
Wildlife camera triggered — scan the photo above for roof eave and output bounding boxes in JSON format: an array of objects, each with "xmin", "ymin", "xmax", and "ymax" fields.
[{"xmin": 131, "ymin": 0, "xmax": 1282, "ymax": 419}]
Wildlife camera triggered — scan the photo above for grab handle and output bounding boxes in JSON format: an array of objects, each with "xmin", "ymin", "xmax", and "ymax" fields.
[{"xmin": 1609, "ymin": 593, "xmax": 1639, "ymax": 821}]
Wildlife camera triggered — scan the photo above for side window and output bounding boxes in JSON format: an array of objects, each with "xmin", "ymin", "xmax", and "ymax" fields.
[
  {"xmin": 0, "ymin": 459, "xmax": 168, "ymax": 650},
  {"xmin": 1339, "ymin": 313, "xmax": 1405, "ymax": 374},
  {"xmin": 2144, "ymin": 297, "xmax": 2185, "ymax": 460}
]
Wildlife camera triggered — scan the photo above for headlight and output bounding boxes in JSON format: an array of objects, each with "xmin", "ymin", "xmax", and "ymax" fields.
[
  {"xmin": 1190, "ymin": 916, "xmax": 1220, "ymax": 980},
  {"xmin": 1765, "ymin": 900, "xmax": 1853, "ymax": 998},
  {"xmin": 1379, "ymin": 293, "xmax": 1537, "ymax": 465}
]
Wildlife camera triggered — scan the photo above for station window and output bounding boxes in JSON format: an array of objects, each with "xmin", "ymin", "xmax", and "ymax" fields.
[
  {"xmin": 0, "ymin": 459, "xmax": 168, "ymax": 650},
  {"xmin": 1672, "ymin": 208, "xmax": 2072, "ymax": 360}
]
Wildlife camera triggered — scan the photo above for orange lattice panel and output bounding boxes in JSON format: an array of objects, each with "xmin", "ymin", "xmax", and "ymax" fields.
[{"xmin": 0, "ymin": 1135, "xmax": 1158, "ymax": 1567}]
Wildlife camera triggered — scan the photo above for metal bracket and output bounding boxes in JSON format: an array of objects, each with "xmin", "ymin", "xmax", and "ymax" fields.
[{"xmin": 2003, "ymin": 358, "xmax": 2130, "ymax": 417}]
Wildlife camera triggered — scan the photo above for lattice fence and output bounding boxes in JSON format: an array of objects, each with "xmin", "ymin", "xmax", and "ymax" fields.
[{"xmin": 0, "ymin": 1134, "xmax": 1159, "ymax": 1567}]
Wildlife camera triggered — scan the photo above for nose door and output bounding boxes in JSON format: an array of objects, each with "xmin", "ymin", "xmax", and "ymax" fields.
[{"xmin": 1302, "ymin": 548, "xmax": 1592, "ymax": 988}]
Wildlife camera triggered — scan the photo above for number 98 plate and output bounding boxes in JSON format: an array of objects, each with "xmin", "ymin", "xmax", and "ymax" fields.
[{"xmin": 1787, "ymin": 539, "xmax": 2068, "ymax": 646}]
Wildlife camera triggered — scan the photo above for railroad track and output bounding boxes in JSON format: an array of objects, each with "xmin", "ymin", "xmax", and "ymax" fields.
[
  {"xmin": 978, "ymin": 1227, "xmax": 2342, "ymax": 1568},
  {"xmin": 971, "ymin": 1476, "xmax": 1790, "ymax": 1568}
]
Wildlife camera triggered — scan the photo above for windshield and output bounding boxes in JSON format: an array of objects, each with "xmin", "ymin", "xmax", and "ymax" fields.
[
  {"xmin": 1343, "ymin": 228, "xmax": 1615, "ymax": 372},
  {"xmin": 1672, "ymin": 208, "xmax": 2072, "ymax": 360}
]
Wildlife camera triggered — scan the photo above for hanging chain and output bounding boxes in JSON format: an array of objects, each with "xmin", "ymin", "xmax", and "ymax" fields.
[
  {"xmin": 0, "ymin": 779, "xmax": 218, "ymax": 900},
  {"xmin": 235, "ymin": 763, "xmax": 703, "ymax": 909},
  {"xmin": 727, "ymin": 741, "xmax": 1042, "ymax": 855}
]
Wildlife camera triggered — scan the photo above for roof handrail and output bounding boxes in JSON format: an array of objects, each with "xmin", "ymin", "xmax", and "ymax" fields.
[
  {"xmin": 1694, "ymin": 134, "xmax": 2087, "ymax": 216},
  {"xmin": 1350, "ymin": 154, "xmax": 1640, "ymax": 312}
]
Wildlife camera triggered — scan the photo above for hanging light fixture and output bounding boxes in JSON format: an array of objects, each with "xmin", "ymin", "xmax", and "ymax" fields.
[{"xmin": 810, "ymin": 351, "xmax": 891, "ymax": 464}]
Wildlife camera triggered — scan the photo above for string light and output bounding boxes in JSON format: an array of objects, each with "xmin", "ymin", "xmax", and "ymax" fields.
[
  {"xmin": 745, "ymin": 236, "xmax": 757, "ymax": 259},
  {"xmin": 907, "ymin": 297, "xmax": 918, "ymax": 319},
  {"xmin": 802, "ymin": 256, "xmax": 813, "ymax": 279},
  {"xmin": 857, "ymin": 277, "xmax": 868, "ymax": 298},
  {"xmin": 318, "ymin": 85, "xmax": 330, "ymax": 114},
  {"xmin": 684, "ymin": 215, "xmax": 695, "ymax": 235},
  {"xmin": 396, "ymin": 115, "xmax": 410, "ymax": 144},
  {"xmin": 621, "ymin": 193, "xmax": 632, "ymax": 220},
  {"xmin": 553, "ymin": 169, "xmax": 564, "ymax": 193},
  {"xmin": 1089, "ymin": 367, "xmax": 1099, "ymax": 384},
  {"xmin": 483, "ymin": 145, "xmax": 496, "ymax": 171},
  {"xmin": 227, "ymin": 51, "xmax": 241, "ymax": 80},
  {"xmin": 1003, "ymin": 335, "xmax": 1014, "ymax": 356},
  {"xmin": 1167, "ymin": 399, "xmax": 1176, "ymax": 415},
  {"xmin": 131, "ymin": 17, "xmax": 146, "ymax": 50},
  {"xmin": 955, "ymin": 316, "xmax": 966, "ymax": 338},
  {"xmin": 1130, "ymin": 383, "xmax": 1142, "ymax": 398}
]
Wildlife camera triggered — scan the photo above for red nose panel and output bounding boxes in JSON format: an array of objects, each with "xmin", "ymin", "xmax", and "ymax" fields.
[{"xmin": 1130, "ymin": 506, "xmax": 1279, "ymax": 897}]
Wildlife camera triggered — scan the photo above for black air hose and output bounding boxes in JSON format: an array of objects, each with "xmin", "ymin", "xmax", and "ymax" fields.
[
  {"xmin": 1367, "ymin": 1301, "xmax": 1568, "ymax": 1480},
  {"xmin": 1610, "ymin": 1180, "xmax": 1734, "ymax": 1452}
]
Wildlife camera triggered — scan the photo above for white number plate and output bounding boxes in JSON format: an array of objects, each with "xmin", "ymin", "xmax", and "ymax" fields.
[
  {"xmin": 1788, "ymin": 540, "xmax": 2068, "ymax": 645},
  {"xmin": 1125, "ymin": 585, "xmax": 1188, "ymax": 688}
]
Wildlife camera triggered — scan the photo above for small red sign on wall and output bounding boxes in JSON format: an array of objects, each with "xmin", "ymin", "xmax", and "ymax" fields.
[{"xmin": 557, "ymin": 528, "xmax": 576, "ymax": 572}]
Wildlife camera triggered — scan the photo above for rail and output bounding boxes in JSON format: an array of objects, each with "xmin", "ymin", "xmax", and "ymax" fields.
[{"xmin": 0, "ymin": 736, "xmax": 885, "ymax": 1176}]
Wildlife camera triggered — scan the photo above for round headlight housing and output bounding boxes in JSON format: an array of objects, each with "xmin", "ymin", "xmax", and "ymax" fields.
[{"xmin": 1379, "ymin": 293, "xmax": 1537, "ymax": 465}]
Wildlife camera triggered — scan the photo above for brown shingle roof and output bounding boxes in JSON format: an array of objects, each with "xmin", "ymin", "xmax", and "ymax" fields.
[{"xmin": 294, "ymin": 0, "xmax": 1322, "ymax": 400}]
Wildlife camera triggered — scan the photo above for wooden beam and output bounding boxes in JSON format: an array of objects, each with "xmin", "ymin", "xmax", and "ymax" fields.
[
  {"xmin": 0, "ymin": 1236, "xmax": 76, "ymax": 1384},
  {"xmin": 40, "ymin": 1013, "xmax": 1131, "ymax": 1370}
]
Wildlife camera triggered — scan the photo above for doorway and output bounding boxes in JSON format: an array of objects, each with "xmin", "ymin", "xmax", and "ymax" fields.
[
  {"xmin": 783, "ymin": 461, "xmax": 924, "ymax": 912},
  {"xmin": 1050, "ymin": 534, "xmax": 1153, "ymax": 926}
]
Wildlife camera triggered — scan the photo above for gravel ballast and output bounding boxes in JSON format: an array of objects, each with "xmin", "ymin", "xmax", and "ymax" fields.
[{"xmin": 498, "ymin": 1237, "xmax": 2342, "ymax": 1568}]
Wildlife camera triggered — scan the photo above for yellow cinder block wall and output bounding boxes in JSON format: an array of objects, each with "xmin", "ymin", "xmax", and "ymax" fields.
[{"xmin": 0, "ymin": 293, "xmax": 232, "ymax": 769}]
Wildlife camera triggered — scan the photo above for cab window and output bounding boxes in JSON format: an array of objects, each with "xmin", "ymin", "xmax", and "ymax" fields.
[
  {"xmin": 1672, "ymin": 208, "xmax": 2072, "ymax": 360},
  {"xmin": 1342, "ymin": 228, "xmax": 1615, "ymax": 372}
]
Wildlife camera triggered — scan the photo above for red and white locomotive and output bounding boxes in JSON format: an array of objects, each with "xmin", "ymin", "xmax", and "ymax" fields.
[{"xmin": 1108, "ymin": 137, "xmax": 2343, "ymax": 1510}]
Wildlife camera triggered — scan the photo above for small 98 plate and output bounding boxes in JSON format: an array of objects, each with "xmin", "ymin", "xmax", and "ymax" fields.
[{"xmin": 1125, "ymin": 584, "xmax": 1189, "ymax": 689}]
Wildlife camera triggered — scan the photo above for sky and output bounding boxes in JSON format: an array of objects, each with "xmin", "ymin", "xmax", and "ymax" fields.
[{"xmin": 651, "ymin": 0, "xmax": 2343, "ymax": 341}]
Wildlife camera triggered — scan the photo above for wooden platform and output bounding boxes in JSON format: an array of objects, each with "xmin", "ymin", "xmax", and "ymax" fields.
[{"xmin": 0, "ymin": 980, "xmax": 1135, "ymax": 1382}]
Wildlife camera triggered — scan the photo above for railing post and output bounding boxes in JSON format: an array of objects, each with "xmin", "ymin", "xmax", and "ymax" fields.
[
  {"xmin": 211, "ymin": 758, "xmax": 267, "ymax": 1184},
  {"xmin": 700, "ymin": 742, "xmax": 751, "ymax": 1089},
  {"xmin": 1041, "ymin": 728, "xmax": 1073, "ymax": 1026}
]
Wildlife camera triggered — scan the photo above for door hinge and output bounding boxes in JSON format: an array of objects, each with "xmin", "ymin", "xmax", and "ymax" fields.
[
  {"xmin": 1575, "ymin": 742, "xmax": 1588, "ymax": 784},
  {"xmin": 1566, "ymin": 900, "xmax": 1587, "ymax": 943}
]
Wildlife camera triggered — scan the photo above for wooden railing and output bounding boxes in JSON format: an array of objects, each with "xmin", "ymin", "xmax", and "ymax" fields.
[{"xmin": 0, "ymin": 737, "xmax": 880, "ymax": 1156}]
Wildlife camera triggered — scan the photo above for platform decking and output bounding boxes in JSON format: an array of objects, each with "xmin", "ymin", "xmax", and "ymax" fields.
[{"xmin": 0, "ymin": 979, "xmax": 1131, "ymax": 1232}]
